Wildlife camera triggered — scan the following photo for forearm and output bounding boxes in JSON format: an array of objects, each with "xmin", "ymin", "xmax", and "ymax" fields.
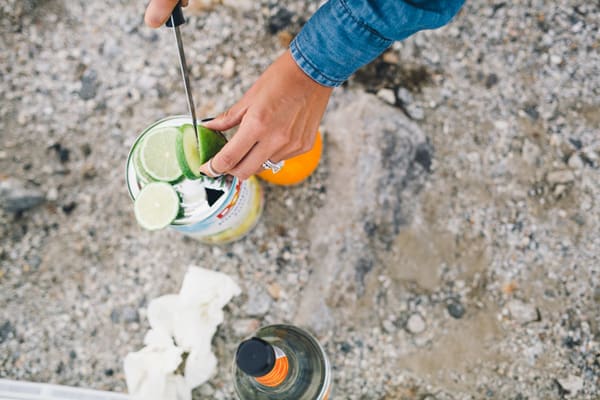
[{"xmin": 290, "ymin": 0, "xmax": 465, "ymax": 87}]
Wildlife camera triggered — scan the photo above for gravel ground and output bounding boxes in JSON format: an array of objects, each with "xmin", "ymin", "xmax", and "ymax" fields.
[{"xmin": 1, "ymin": 0, "xmax": 599, "ymax": 399}]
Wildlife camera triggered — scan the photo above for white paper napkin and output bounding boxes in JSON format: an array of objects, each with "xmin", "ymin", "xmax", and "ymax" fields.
[{"xmin": 124, "ymin": 266, "xmax": 241, "ymax": 400}]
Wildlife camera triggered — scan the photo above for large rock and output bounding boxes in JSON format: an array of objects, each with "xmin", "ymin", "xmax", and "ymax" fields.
[{"xmin": 294, "ymin": 91, "xmax": 431, "ymax": 331}]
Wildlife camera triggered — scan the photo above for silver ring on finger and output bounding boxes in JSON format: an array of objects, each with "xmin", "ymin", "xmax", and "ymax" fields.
[
  {"xmin": 207, "ymin": 158, "xmax": 223, "ymax": 178},
  {"xmin": 262, "ymin": 159, "xmax": 285, "ymax": 174}
]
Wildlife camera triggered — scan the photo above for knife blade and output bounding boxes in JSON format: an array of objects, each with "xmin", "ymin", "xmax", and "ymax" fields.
[{"xmin": 167, "ymin": 3, "xmax": 199, "ymax": 144}]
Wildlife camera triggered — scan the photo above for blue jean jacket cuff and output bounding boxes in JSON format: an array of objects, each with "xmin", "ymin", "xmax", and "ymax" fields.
[{"xmin": 289, "ymin": 0, "xmax": 392, "ymax": 87}]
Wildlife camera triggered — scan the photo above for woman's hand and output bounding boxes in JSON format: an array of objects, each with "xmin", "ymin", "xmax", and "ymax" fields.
[
  {"xmin": 200, "ymin": 50, "xmax": 333, "ymax": 180},
  {"xmin": 144, "ymin": 1, "xmax": 333, "ymax": 181},
  {"xmin": 144, "ymin": 0, "xmax": 189, "ymax": 28}
]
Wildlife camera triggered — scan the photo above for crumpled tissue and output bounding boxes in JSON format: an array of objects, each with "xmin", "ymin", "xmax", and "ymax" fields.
[{"xmin": 124, "ymin": 266, "xmax": 241, "ymax": 400}]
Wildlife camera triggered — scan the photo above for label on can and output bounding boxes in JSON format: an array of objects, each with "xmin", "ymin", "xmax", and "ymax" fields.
[{"xmin": 172, "ymin": 176, "xmax": 263, "ymax": 244}]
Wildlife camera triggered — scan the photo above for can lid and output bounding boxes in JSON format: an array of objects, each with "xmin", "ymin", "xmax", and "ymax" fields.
[{"xmin": 235, "ymin": 337, "xmax": 276, "ymax": 377}]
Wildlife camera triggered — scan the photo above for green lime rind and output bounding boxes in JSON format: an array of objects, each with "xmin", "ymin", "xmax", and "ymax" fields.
[
  {"xmin": 197, "ymin": 126, "xmax": 228, "ymax": 165},
  {"xmin": 140, "ymin": 127, "xmax": 183, "ymax": 183},
  {"xmin": 133, "ymin": 182, "xmax": 180, "ymax": 230},
  {"xmin": 176, "ymin": 124, "xmax": 203, "ymax": 180}
]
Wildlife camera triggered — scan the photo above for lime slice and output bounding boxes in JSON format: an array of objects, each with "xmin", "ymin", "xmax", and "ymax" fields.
[
  {"xmin": 134, "ymin": 182, "xmax": 180, "ymax": 230},
  {"xmin": 198, "ymin": 126, "xmax": 228, "ymax": 164},
  {"xmin": 176, "ymin": 124, "xmax": 203, "ymax": 179},
  {"xmin": 140, "ymin": 127, "xmax": 183, "ymax": 182},
  {"xmin": 132, "ymin": 142, "xmax": 155, "ymax": 184}
]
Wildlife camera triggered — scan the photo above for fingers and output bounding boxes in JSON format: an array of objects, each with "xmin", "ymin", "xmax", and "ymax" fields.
[
  {"xmin": 198, "ymin": 116, "xmax": 260, "ymax": 178},
  {"xmin": 144, "ymin": 0, "xmax": 181, "ymax": 28},
  {"xmin": 200, "ymin": 107, "xmax": 317, "ymax": 179},
  {"xmin": 200, "ymin": 111, "xmax": 292, "ymax": 180},
  {"xmin": 202, "ymin": 104, "xmax": 247, "ymax": 132}
]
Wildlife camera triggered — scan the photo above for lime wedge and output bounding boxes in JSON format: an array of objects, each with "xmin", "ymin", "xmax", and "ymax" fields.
[
  {"xmin": 134, "ymin": 182, "xmax": 180, "ymax": 230},
  {"xmin": 198, "ymin": 126, "xmax": 228, "ymax": 164},
  {"xmin": 176, "ymin": 124, "xmax": 203, "ymax": 179},
  {"xmin": 140, "ymin": 127, "xmax": 183, "ymax": 182}
]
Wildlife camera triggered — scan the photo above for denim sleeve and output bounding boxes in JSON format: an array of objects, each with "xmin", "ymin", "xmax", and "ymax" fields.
[{"xmin": 289, "ymin": 0, "xmax": 465, "ymax": 87}]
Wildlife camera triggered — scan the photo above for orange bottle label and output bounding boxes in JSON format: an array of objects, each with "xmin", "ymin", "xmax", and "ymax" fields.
[
  {"xmin": 323, "ymin": 385, "xmax": 331, "ymax": 400},
  {"xmin": 255, "ymin": 347, "xmax": 289, "ymax": 387}
]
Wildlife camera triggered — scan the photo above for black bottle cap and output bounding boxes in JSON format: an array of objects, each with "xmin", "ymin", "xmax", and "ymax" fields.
[{"xmin": 235, "ymin": 337, "xmax": 276, "ymax": 377}]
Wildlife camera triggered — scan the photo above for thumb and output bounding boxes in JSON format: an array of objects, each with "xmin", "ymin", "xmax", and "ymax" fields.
[
  {"xmin": 145, "ymin": 0, "xmax": 180, "ymax": 28},
  {"xmin": 202, "ymin": 104, "xmax": 247, "ymax": 132}
]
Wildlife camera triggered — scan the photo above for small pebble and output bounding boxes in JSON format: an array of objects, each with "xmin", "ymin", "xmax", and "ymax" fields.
[
  {"xmin": 47, "ymin": 188, "xmax": 59, "ymax": 202},
  {"xmin": 568, "ymin": 138, "xmax": 583, "ymax": 150},
  {"xmin": 376, "ymin": 88, "xmax": 396, "ymax": 105},
  {"xmin": 406, "ymin": 313, "xmax": 426, "ymax": 334},
  {"xmin": 0, "ymin": 321, "xmax": 15, "ymax": 344},
  {"xmin": 406, "ymin": 103, "xmax": 425, "ymax": 120},
  {"xmin": 382, "ymin": 319, "xmax": 396, "ymax": 333},
  {"xmin": 122, "ymin": 307, "xmax": 140, "ymax": 324},
  {"xmin": 550, "ymin": 54, "xmax": 562, "ymax": 65},
  {"xmin": 557, "ymin": 375, "xmax": 583, "ymax": 394},
  {"xmin": 243, "ymin": 286, "xmax": 272, "ymax": 316},
  {"xmin": 447, "ymin": 301, "xmax": 465, "ymax": 319},
  {"xmin": 485, "ymin": 73, "xmax": 499, "ymax": 88},
  {"xmin": 546, "ymin": 170, "xmax": 575, "ymax": 185},
  {"xmin": 340, "ymin": 342, "xmax": 352, "ymax": 353},
  {"xmin": 79, "ymin": 69, "xmax": 98, "ymax": 100},
  {"xmin": 266, "ymin": 282, "xmax": 281, "ymax": 300},
  {"xmin": 382, "ymin": 51, "xmax": 399, "ymax": 64},
  {"xmin": 232, "ymin": 318, "xmax": 260, "ymax": 337},
  {"xmin": 221, "ymin": 57, "xmax": 236, "ymax": 79},
  {"xmin": 110, "ymin": 309, "xmax": 120, "ymax": 323},
  {"xmin": 62, "ymin": 202, "xmax": 77, "ymax": 215},
  {"xmin": 0, "ymin": 178, "xmax": 45, "ymax": 213},
  {"xmin": 222, "ymin": 0, "xmax": 254, "ymax": 10},
  {"xmin": 267, "ymin": 7, "xmax": 294, "ymax": 34},
  {"xmin": 506, "ymin": 299, "xmax": 540, "ymax": 324},
  {"xmin": 396, "ymin": 87, "xmax": 413, "ymax": 105},
  {"xmin": 567, "ymin": 154, "xmax": 584, "ymax": 169}
]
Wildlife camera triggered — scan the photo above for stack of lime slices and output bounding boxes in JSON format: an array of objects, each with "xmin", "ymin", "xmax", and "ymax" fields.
[{"xmin": 132, "ymin": 124, "xmax": 227, "ymax": 231}]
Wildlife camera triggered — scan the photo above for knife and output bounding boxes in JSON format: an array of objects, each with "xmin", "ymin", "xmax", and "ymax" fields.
[{"xmin": 167, "ymin": 2, "xmax": 199, "ymax": 144}]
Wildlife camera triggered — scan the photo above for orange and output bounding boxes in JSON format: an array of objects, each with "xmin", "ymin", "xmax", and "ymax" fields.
[{"xmin": 257, "ymin": 131, "xmax": 323, "ymax": 186}]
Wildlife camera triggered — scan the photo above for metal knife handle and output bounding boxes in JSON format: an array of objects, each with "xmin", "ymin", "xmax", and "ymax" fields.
[{"xmin": 166, "ymin": 2, "xmax": 185, "ymax": 27}]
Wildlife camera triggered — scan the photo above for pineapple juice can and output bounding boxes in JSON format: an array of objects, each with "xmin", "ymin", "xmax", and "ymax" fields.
[{"xmin": 126, "ymin": 115, "xmax": 263, "ymax": 244}]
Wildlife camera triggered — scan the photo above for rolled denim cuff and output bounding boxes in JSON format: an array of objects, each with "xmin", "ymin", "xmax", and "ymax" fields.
[{"xmin": 290, "ymin": 0, "xmax": 392, "ymax": 87}]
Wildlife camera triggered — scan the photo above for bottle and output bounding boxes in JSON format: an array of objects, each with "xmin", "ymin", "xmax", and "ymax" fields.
[{"xmin": 233, "ymin": 324, "xmax": 332, "ymax": 399}]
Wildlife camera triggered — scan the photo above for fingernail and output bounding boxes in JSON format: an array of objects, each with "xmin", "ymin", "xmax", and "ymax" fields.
[
  {"xmin": 199, "ymin": 162, "xmax": 220, "ymax": 178},
  {"xmin": 199, "ymin": 163, "xmax": 209, "ymax": 176}
]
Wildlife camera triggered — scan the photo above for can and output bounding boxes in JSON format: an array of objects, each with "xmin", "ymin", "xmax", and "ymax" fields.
[{"xmin": 126, "ymin": 115, "xmax": 263, "ymax": 244}]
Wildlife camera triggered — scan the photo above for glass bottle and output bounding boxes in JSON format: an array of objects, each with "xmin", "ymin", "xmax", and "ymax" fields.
[{"xmin": 233, "ymin": 324, "xmax": 332, "ymax": 399}]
